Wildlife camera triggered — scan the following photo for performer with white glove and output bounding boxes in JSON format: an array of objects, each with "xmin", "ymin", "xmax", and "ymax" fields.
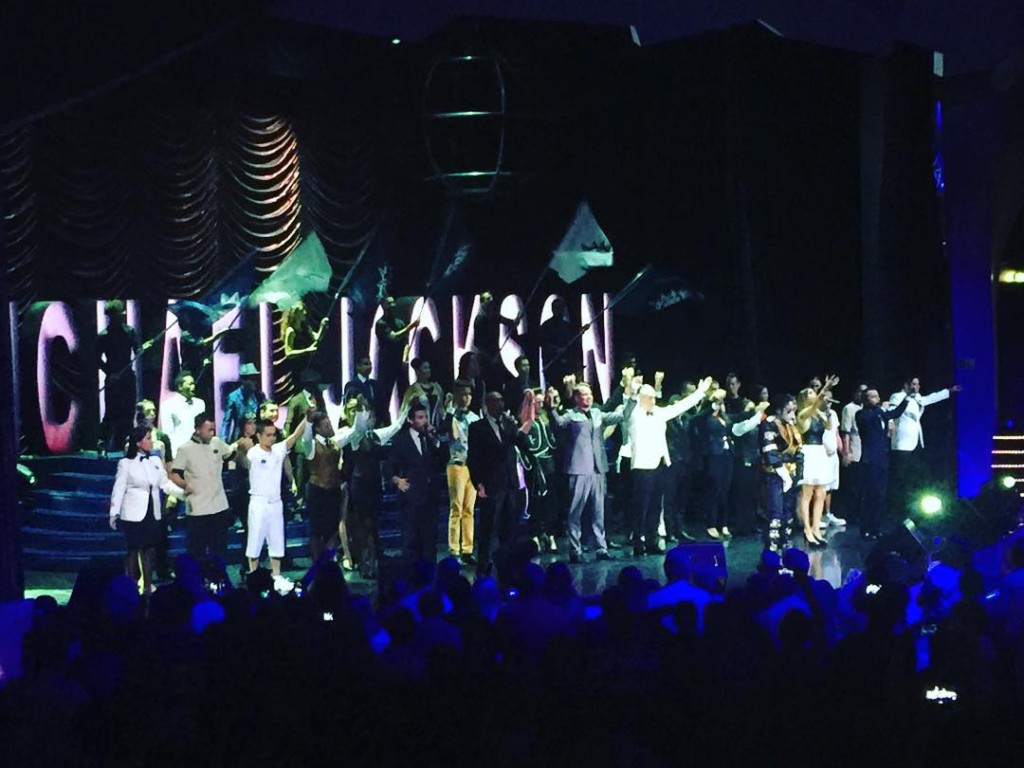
[{"xmin": 759, "ymin": 394, "xmax": 803, "ymax": 553}]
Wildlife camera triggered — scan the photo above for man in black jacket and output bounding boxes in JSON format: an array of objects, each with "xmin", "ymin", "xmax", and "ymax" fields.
[
  {"xmin": 384, "ymin": 402, "xmax": 442, "ymax": 563},
  {"xmin": 467, "ymin": 390, "xmax": 536, "ymax": 575},
  {"xmin": 855, "ymin": 388, "xmax": 910, "ymax": 540}
]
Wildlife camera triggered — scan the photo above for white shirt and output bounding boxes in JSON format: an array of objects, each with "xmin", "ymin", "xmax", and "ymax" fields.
[
  {"xmin": 626, "ymin": 389, "xmax": 705, "ymax": 470},
  {"xmin": 888, "ymin": 389, "xmax": 950, "ymax": 451},
  {"xmin": 161, "ymin": 392, "xmax": 207, "ymax": 457},
  {"xmin": 247, "ymin": 441, "xmax": 289, "ymax": 500},
  {"xmin": 409, "ymin": 427, "xmax": 426, "ymax": 455},
  {"xmin": 485, "ymin": 413, "xmax": 503, "ymax": 442},
  {"xmin": 840, "ymin": 402, "xmax": 862, "ymax": 462}
]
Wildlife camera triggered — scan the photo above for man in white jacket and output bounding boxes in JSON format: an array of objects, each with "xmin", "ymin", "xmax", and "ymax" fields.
[
  {"xmin": 624, "ymin": 376, "xmax": 716, "ymax": 556},
  {"xmin": 887, "ymin": 376, "xmax": 962, "ymax": 514}
]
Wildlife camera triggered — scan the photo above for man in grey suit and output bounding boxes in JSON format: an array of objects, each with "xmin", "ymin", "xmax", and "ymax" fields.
[{"xmin": 546, "ymin": 379, "xmax": 637, "ymax": 563}]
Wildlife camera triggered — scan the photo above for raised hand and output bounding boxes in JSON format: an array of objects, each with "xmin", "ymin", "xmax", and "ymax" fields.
[
  {"xmin": 654, "ymin": 371, "xmax": 665, "ymax": 389},
  {"xmin": 755, "ymin": 400, "xmax": 770, "ymax": 413},
  {"xmin": 630, "ymin": 376, "xmax": 644, "ymax": 395},
  {"xmin": 444, "ymin": 392, "xmax": 454, "ymax": 410},
  {"xmin": 697, "ymin": 376, "xmax": 714, "ymax": 394}
]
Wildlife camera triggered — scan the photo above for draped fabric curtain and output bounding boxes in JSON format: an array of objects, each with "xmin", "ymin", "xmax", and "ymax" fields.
[{"xmin": 0, "ymin": 79, "xmax": 379, "ymax": 401}]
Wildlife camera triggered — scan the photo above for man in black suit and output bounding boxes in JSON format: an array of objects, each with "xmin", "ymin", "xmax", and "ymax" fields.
[
  {"xmin": 468, "ymin": 390, "xmax": 536, "ymax": 575},
  {"xmin": 385, "ymin": 401, "xmax": 442, "ymax": 562},
  {"xmin": 343, "ymin": 356, "xmax": 382, "ymax": 423},
  {"xmin": 855, "ymin": 387, "xmax": 910, "ymax": 540}
]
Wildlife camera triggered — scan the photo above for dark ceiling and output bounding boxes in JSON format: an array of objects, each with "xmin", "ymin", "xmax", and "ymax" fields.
[{"xmin": 4, "ymin": 0, "xmax": 1022, "ymax": 129}]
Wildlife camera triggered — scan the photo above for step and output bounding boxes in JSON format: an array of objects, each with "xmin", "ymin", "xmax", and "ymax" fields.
[
  {"xmin": 32, "ymin": 490, "xmax": 111, "ymax": 514},
  {"xmin": 26, "ymin": 508, "xmax": 111, "ymax": 533},
  {"xmin": 45, "ymin": 472, "xmax": 115, "ymax": 494},
  {"xmin": 23, "ymin": 453, "xmax": 122, "ymax": 479}
]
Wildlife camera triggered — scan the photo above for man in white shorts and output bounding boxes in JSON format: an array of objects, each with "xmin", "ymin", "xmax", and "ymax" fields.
[{"xmin": 245, "ymin": 416, "xmax": 308, "ymax": 581}]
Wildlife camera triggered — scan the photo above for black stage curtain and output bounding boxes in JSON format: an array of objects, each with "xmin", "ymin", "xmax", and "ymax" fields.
[{"xmin": 0, "ymin": 21, "xmax": 948, "ymax": 406}]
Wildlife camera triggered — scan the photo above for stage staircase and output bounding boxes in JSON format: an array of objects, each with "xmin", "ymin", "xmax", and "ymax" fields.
[{"xmin": 20, "ymin": 453, "xmax": 420, "ymax": 572}]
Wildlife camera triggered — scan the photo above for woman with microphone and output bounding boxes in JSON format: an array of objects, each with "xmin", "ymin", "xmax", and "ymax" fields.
[{"xmin": 109, "ymin": 425, "xmax": 186, "ymax": 593}]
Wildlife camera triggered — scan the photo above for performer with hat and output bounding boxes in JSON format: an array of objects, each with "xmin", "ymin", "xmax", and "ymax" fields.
[{"xmin": 220, "ymin": 363, "xmax": 266, "ymax": 442}]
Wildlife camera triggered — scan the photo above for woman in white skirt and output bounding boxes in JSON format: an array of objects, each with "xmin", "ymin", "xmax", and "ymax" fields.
[{"xmin": 795, "ymin": 376, "xmax": 839, "ymax": 546}]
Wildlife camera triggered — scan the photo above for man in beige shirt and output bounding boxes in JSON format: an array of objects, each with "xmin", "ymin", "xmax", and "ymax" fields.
[{"xmin": 171, "ymin": 413, "xmax": 252, "ymax": 563}]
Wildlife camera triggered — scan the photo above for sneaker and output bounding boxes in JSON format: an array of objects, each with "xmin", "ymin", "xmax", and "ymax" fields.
[
  {"xmin": 721, "ymin": 527, "xmax": 733, "ymax": 539},
  {"xmin": 548, "ymin": 535, "xmax": 558, "ymax": 553},
  {"xmin": 272, "ymin": 574, "xmax": 295, "ymax": 595},
  {"xmin": 823, "ymin": 512, "xmax": 847, "ymax": 527},
  {"xmin": 707, "ymin": 527, "xmax": 721, "ymax": 540}
]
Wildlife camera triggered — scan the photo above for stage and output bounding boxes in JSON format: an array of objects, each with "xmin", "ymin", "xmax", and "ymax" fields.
[{"xmin": 23, "ymin": 523, "xmax": 867, "ymax": 605}]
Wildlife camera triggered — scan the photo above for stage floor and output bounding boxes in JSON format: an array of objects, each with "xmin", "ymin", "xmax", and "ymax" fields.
[{"xmin": 24, "ymin": 523, "xmax": 866, "ymax": 604}]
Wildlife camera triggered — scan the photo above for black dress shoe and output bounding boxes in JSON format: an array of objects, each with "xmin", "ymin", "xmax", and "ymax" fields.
[
  {"xmin": 607, "ymin": 540, "xmax": 622, "ymax": 550},
  {"xmin": 595, "ymin": 551, "xmax": 615, "ymax": 561},
  {"xmin": 460, "ymin": 553, "xmax": 477, "ymax": 566},
  {"xmin": 633, "ymin": 547, "xmax": 645, "ymax": 559},
  {"xmin": 569, "ymin": 552, "xmax": 586, "ymax": 564}
]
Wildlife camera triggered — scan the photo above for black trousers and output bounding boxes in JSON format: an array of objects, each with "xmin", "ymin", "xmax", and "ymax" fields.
[
  {"xmin": 839, "ymin": 461, "xmax": 864, "ymax": 522},
  {"xmin": 706, "ymin": 453, "xmax": 733, "ymax": 530},
  {"xmin": 186, "ymin": 510, "xmax": 228, "ymax": 561},
  {"xmin": 631, "ymin": 464, "xmax": 666, "ymax": 548},
  {"xmin": 401, "ymin": 499, "xmax": 438, "ymax": 563},
  {"xmin": 477, "ymin": 489, "xmax": 519, "ymax": 568},
  {"xmin": 860, "ymin": 460, "xmax": 889, "ymax": 535},
  {"xmin": 608, "ymin": 457, "xmax": 633, "ymax": 538},
  {"xmin": 528, "ymin": 458, "xmax": 561, "ymax": 538},
  {"xmin": 728, "ymin": 457, "xmax": 760, "ymax": 534},
  {"xmin": 889, "ymin": 448, "xmax": 927, "ymax": 517},
  {"xmin": 663, "ymin": 460, "xmax": 696, "ymax": 535}
]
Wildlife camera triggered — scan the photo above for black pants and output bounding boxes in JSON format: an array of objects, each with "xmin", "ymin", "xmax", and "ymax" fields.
[
  {"xmin": 728, "ymin": 457, "xmax": 760, "ymax": 534},
  {"xmin": 663, "ymin": 460, "xmax": 696, "ymax": 535},
  {"xmin": 631, "ymin": 464, "xmax": 666, "ymax": 548},
  {"xmin": 477, "ymin": 489, "xmax": 519, "ymax": 569},
  {"xmin": 186, "ymin": 510, "xmax": 228, "ymax": 561},
  {"xmin": 860, "ymin": 460, "xmax": 889, "ymax": 535},
  {"xmin": 706, "ymin": 453, "xmax": 733, "ymax": 530},
  {"xmin": 839, "ymin": 461, "xmax": 863, "ymax": 522},
  {"xmin": 401, "ymin": 499, "xmax": 438, "ymax": 563},
  {"xmin": 528, "ymin": 458, "xmax": 561, "ymax": 538},
  {"xmin": 889, "ymin": 448, "xmax": 927, "ymax": 517},
  {"xmin": 608, "ymin": 457, "xmax": 633, "ymax": 538}
]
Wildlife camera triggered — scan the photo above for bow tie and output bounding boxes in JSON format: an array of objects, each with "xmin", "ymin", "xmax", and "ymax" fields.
[{"xmin": 138, "ymin": 453, "xmax": 151, "ymax": 461}]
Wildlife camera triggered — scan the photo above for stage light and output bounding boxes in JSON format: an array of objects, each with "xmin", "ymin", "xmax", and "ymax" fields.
[
  {"xmin": 998, "ymin": 269, "xmax": 1024, "ymax": 284},
  {"xmin": 391, "ymin": 37, "xmax": 401, "ymax": 45},
  {"xmin": 919, "ymin": 494, "xmax": 944, "ymax": 516},
  {"xmin": 1000, "ymin": 475, "xmax": 1017, "ymax": 490}
]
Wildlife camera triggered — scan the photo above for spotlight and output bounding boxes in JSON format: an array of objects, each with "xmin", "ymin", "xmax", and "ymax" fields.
[
  {"xmin": 1000, "ymin": 475, "xmax": 1017, "ymax": 490},
  {"xmin": 919, "ymin": 494, "xmax": 944, "ymax": 516},
  {"xmin": 391, "ymin": 37, "xmax": 401, "ymax": 45}
]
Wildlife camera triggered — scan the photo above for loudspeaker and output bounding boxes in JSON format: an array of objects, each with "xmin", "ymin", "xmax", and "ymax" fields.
[
  {"xmin": 865, "ymin": 522, "xmax": 929, "ymax": 585},
  {"xmin": 67, "ymin": 560, "xmax": 125, "ymax": 621},
  {"xmin": 674, "ymin": 542, "xmax": 728, "ymax": 588}
]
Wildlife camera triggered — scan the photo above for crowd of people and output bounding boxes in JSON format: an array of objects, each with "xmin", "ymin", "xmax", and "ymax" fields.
[
  {"xmin": 101, "ymin": 293, "xmax": 965, "ymax": 595},
  {"xmin": 5, "ymin": 533, "xmax": 1024, "ymax": 765}
]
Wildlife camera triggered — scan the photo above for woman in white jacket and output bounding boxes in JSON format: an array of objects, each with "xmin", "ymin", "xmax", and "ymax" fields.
[{"xmin": 109, "ymin": 425, "xmax": 185, "ymax": 593}]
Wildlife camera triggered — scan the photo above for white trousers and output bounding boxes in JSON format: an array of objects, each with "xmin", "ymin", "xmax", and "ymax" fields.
[{"xmin": 246, "ymin": 496, "xmax": 285, "ymax": 559}]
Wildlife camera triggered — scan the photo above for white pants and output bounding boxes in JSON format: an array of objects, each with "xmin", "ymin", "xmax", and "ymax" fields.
[{"xmin": 246, "ymin": 496, "xmax": 285, "ymax": 559}]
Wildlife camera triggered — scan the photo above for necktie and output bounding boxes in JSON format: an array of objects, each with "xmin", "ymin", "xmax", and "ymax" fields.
[{"xmin": 419, "ymin": 433, "xmax": 427, "ymax": 455}]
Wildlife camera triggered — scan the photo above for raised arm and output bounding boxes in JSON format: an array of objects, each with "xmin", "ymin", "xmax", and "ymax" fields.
[
  {"xmin": 659, "ymin": 377, "xmax": 713, "ymax": 421},
  {"xmin": 731, "ymin": 403, "xmax": 769, "ymax": 437}
]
